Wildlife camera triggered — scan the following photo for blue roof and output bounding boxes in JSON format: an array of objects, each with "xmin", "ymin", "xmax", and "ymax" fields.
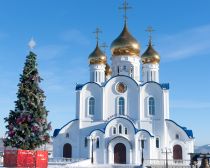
[
  {"xmin": 166, "ymin": 119, "xmax": 194, "ymax": 138},
  {"xmin": 53, "ymin": 119, "xmax": 79, "ymax": 137}
]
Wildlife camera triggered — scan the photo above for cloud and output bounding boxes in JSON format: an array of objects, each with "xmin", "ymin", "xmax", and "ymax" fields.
[
  {"xmin": 170, "ymin": 100, "xmax": 210, "ymax": 109},
  {"xmin": 158, "ymin": 24, "xmax": 210, "ymax": 62},
  {"xmin": 59, "ymin": 29, "xmax": 90, "ymax": 46}
]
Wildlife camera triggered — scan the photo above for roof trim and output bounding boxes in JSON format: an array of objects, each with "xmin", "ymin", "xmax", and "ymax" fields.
[
  {"xmin": 53, "ymin": 119, "xmax": 79, "ymax": 138},
  {"xmin": 165, "ymin": 119, "xmax": 193, "ymax": 138},
  {"xmin": 136, "ymin": 129, "xmax": 154, "ymax": 137},
  {"xmin": 104, "ymin": 116, "xmax": 138, "ymax": 133}
]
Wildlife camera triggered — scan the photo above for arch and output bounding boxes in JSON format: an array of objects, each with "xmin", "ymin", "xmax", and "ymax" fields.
[
  {"xmin": 89, "ymin": 97, "xmax": 95, "ymax": 115},
  {"xmin": 173, "ymin": 144, "xmax": 183, "ymax": 160},
  {"xmin": 148, "ymin": 97, "xmax": 155, "ymax": 115},
  {"xmin": 63, "ymin": 143, "xmax": 72, "ymax": 158},
  {"xmin": 114, "ymin": 143, "xmax": 126, "ymax": 164},
  {"xmin": 118, "ymin": 97, "xmax": 125, "ymax": 115}
]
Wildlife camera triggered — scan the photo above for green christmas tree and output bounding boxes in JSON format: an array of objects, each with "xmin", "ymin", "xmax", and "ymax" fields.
[{"xmin": 4, "ymin": 45, "xmax": 51, "ymax": 150}]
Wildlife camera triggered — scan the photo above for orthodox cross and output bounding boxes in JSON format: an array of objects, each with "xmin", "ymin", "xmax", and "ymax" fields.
[
  {"xmin": 146, "ymin": 26, "xmax": 155, "ymax": 44},
  {"xmin": 100, "ymin": 42, "xmax": 108, "ymax": 54},
  {"xmin": 93, "ymin": 27, "xmax": 102, "ymax": 43},
  {"xmin": 119, "ymin": 0, "xmax": 132, "ymax": 23}
]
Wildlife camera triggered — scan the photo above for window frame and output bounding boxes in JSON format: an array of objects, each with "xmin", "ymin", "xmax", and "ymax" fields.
[
  {"xmin": 88, "ymin": 97, "xmax": 95, "ymax": 116},
  {"xmin": 148, "ymin": 97, "xmax": 155, "ymax": 115},
  {"xmin": 118, "ymin": 97, "xmax": 125, "ymax": 115}
]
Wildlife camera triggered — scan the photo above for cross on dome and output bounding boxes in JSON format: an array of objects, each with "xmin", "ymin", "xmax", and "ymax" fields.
[
  {"xmin": 146, "ymin": 26, "xmax": 155, "ymax": 44},
  {"xmin": 119, "ymin": 0, "xmax": 132, "ymax": 23},
  {"xmin": 100, "ymin": 42, "xmax": 108, "ymax": 54},
  {"xmin": 93, "ymin": 27, "xmax": 102, "ymax": 44}
]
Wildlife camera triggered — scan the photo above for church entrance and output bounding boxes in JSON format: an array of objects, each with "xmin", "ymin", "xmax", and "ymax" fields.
[
  {"xmin": 63, "ymin": 143, "xmax": 72, "ymax": 158},
  {"xmin": 173, "ymin": 144, "xmax": 182, "ymax": 160},
  {"xmin": 114, "ymin": 143, "xmax": 126, "ymax": 164}
]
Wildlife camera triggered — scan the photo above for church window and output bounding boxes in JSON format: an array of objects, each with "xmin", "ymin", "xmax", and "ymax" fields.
[
  {"xmin": 113, "ymin": 127, "xmax": 116, "ymax": 134},
  {"xmin": 149, "ymin": 97, "xmax": 155, "ymax": 115},
  {"xmin": 119, "ymin": 97, "xmax": 125, "ymax": 115},
  {"xmin": 89, "ymin": 97, "xmax": 95, "ymax": 115},
  {"xmin": 119, "ymin": 125, "xmax": 122, "ymax": 134},
  {"xmin": 66, "ymin": 133, "xmax": 69, "ymax": 138},
  {"xmin": 85, "ymin": 137, "xmax": 88, "ymax": 147},
  {"xmin": 176, "ymin": 134, "xmax": 179, "ymax": 139},
  {"xmin": 125, "ymin": 128, "xmax": 128, "ymax": 134},
  {"xmin": 123, "ymin": 65, "xmax": 126, "ymax": 71},
  {"xmin": 96, "ymin": 137, "xmax": 100, "ymax": 148},
  {"xmin": 156, "ymin": 138, "xmax": 160, "ymax": 148}
]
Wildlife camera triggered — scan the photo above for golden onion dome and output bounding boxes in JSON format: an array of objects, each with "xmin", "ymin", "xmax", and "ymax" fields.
[
  {"xmin": 141, "ymin": 41, "xmax": 160, "ymax": 64},
  {"xmin": 111, "ymin": 23, "xmax": 140, "ymax": 56},
  {"xmin": 105, "ymin": 63, "xmax": 112, "ymax": 76},
  {"xmin": 88, "ymin": 43, "xmax": 107, "ymax": 65}
]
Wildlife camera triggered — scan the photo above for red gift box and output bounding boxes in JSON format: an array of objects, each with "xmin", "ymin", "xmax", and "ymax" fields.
[{"xmin": 4, "ymin": 149, "xmax": 48, "ymax": 167}]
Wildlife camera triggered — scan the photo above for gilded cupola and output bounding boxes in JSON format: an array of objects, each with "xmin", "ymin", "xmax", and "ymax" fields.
[
  {"xmin": 110, "ymin": 23, "xmax": 140, "ymax": 57},
  {"xmin": 141, "ymin": 40, "xmax": 160, "ymax": 64},
  {"xmin": 88, "ymin": 42, "xmax": 107, "ymax": 65}
]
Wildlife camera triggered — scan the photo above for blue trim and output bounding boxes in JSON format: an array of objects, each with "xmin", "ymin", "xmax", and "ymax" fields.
[
  {"xmin": 136, "ymin": 129, "xmax": 154, "ymax": 137},
  {"xmin": 76, "ymin": 82, "xmax": 102, "ymax": 90},
  {"xmin": 104, "ymin": 75, "xmax": 139, "ymax": 87},
  {"xmin": 104, "ymin": 116, "xmax": 138, "ymax": 133},
  {"xmin": 141, "ymin": 81, "xmax": 169, "ymax": 90},
  {"xmin": 76, "ymin": 76, "xmax": 169, "ymax": 91},
  {"xmin": 53, "ymin": 119, "xmax": 79, "ymax": 137},
  {"xmin": 165, "ymin": 119, "xmax": 194, "ymax": 138},
  {"xmin": 89, "ymin": 129, "xmax": 105, "ymax": 136},
  {"xmin": 107, "ymin": 136, "xmax": 133, "ymax": 149}
]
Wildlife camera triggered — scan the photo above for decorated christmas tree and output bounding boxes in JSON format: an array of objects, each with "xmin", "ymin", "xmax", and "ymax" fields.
[{"xmin": 4, "ymin": 39, "xmax": 51, "ymax": 150}]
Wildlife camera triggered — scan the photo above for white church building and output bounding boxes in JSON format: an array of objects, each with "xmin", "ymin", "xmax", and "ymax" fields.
[{"xmin": 53, "ymin": 2, "xmax": 194, "ymax": 166}]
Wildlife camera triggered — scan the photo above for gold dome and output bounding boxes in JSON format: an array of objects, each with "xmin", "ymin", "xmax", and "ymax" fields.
[
  {"xmin": 111, "ymin": 23, "xmax": 140, "ymax": 56},
  {"xmin": 105, "ymin": 63, "xmax": 112, "ymax": 76},
  {"xmin": 141, "ymin": 41, "xmax": 160, "ymax": 64},
  {"xmin": 89, "ymin": 43, "xmax": 107, "ymax": 64}
]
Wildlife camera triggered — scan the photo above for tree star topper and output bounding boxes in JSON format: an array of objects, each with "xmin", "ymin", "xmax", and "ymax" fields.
[{"xmin": 28, "ymin": 38, "xmax": 36, "ymax": 50}]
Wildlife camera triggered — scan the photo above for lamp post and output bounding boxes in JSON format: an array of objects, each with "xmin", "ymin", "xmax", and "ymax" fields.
[
  {"xmin": 139, "ymin": 137, "xmax": 146, "ymax": 167},
  {"xmin": 162, "ymin": 147, "xmax": 172, "ymax": 168},
  {"xmin": 88, "ymin": 136, "xmax": 96, "ymax": 164}
]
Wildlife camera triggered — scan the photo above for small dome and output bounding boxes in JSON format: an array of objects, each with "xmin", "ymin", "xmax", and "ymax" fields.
[
  {"xmin": 105, "ymin": 63, "xmax": 112, "ymax": 76},
  {"xmin": 89, "ymin": 43, "xmax": 107, "ymax": 65},
  {"xmin": 111, "ymin": 23, "xmax": 140, "ymax": 56},
  {"xmin": 141, "ymin": 42, "xmax": 160, "ymax": 64}
]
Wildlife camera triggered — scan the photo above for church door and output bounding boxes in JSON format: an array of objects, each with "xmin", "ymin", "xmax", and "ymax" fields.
[
  {"xmin": 63, "ymin": 143, "xmax": 72, "ymax": 158},
  {"xmin": 114, "ymin": 143, "xmax": 126, "ymax": 164},
  {"xmin": 173, "ymin": 145, "xmax": 182, "ymax": 160}
]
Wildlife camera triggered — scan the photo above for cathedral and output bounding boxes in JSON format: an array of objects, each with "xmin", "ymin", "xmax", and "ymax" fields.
[{"xmin": 53, "ymin": 1, "xmax": 194, "ymax": 166}]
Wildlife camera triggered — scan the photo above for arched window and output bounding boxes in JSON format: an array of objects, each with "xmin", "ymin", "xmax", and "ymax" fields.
[
  {"xmin": 119, "ymin": 125, "xmax": 122, "ymax": 134},
  {"xmin": 125, "ymin": 128, "xmax": 128, "ymax": 135},
  {"xmin": 156, "ymin": 138, "xmax": 159, "ymax": 148},
  {"xmin": 96, "ymin": 137, "xmax": 100, "ymax": 148},
  {"xmin": 176, "ymin": 134, "xmax": 179, "ymax": 139},
  {"xmin": 89, "ymin": 97, "xmax": 95, "ymax": 115},
  {"xmin": 149, "ymin": 97, "xmax": 155, "ymax": 115},
  {"xmin": 119, "ymin": 97, "xmax": 125, "ymax": 115},
  {"xmin": 66, "ymin": 133, "xmax": 69, "ymax": 138},
  {"xmin": 84, "ymin": 137, "xmax": 88, "ymax": 147},
  {"xmin": 113, "ymin": 127, "xmax": 116, "ymax": 134}
]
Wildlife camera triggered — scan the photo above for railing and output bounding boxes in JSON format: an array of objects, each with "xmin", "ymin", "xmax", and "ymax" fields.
[
  {"xmin": 48, "ymin": 157, "xmax": 87, "ymax": 164},
  {"xmin": 144, "ymin": 159, "xmax": 190, "ymax": 167}
]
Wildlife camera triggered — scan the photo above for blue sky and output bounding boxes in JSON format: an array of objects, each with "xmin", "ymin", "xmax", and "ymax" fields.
[{"xmin": 0, "ymin": 0, "xmax": 210, "ymax": 146}]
